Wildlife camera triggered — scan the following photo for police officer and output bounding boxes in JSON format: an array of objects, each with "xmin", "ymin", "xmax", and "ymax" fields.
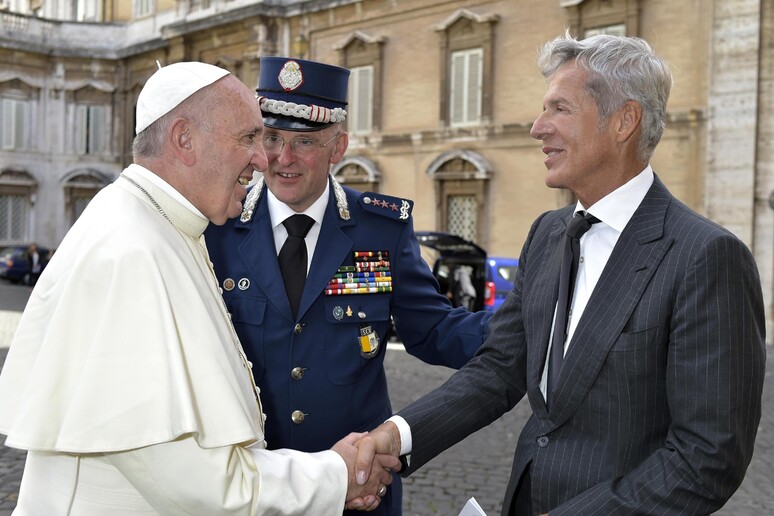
[{"xmin": 205, "ymin": 57, "xmax": 491, "ymax": 515}]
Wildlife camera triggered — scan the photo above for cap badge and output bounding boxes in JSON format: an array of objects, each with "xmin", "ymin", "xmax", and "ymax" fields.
[{"xmin": 278, "ymin": 60, "xmax": 304, "ymax": 92}]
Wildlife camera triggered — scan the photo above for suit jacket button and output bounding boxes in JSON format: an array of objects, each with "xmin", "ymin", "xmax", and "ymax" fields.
[
  {"xmin": 537, "ymin": 436, "xmax": 549, "ymax": 447},
  {"xmin": 291, "ymin": 410, "xmax": 306, "ymax": 424},
  {"xmin": 294, "ymin": 323, "xmax": 303, "ymax": 335},
  {"xmin": 291, "ymin": 367, "xmax": 305, "ymax": 380}
]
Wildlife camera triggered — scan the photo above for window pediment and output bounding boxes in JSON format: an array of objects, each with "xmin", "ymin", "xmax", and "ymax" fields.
[
  {"xmin": 334, "ymin": 31, "xmax": 387, "ymax": 52},
  {"xmin": 0, "ymin": 169, "xmax": 37, "ymax": 186},
  {"xmin": 428, "ymin": 150, "xmax": 492, "ymax": 180},
  {"xmin": 62, "ymin": 169, "xmax": 112, "ymax": 187},
  {"xmin": 433, "ymin": 9, "xmax": 500, "ymax": 32}
]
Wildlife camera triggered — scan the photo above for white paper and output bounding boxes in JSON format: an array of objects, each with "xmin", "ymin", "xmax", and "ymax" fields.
[{"xmin": 458, "ymin": 496, "xmax": 487, "ymax": 516}]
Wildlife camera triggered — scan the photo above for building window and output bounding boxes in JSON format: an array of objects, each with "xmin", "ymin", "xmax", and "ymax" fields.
[
  {"xmin": 564, "ymin": 0, "xmax": 640, "ymax": 38},
  {"xmin": 447, "ymin": 194, "xmax": 477, "ymax": 242},
  {"xmin": 335, "ymin": 31, "xmax": 386, "ymax": 136},
  {"xmin": 435, "ymin": 9, "xmax": 499, "ymax": 129},
  {"xmin": 348, "ymin": 65, "xmax": 374, "ymax": 135},
  {"xmin": 428, "ymin": 150, "xmax": 492, "ymax": 245},
  {"xmin": 76, "ymin": 105, "xmax": 108, "ymax": 155},
  {"xmin": 76, "ymin": 0, "xmax": 99, "ymax": 21},
  {"xmin": 0, "ymin": 170, "xmax": 36, "ymax": 245},
  {"xmin": 0, "ymin": 193, "xmax": 27, "ymax": 243},
  {"xmin": 135, "ymin": 0, "xmax": 153, "ymax": 18},
  {"xmin": 1, "ymin": 98, "xmax": 29, "ymax": 150},
  {"xmin": 450, "ymin": 48, "xmax": 483, "ymax": 127},
  {"xmin": 584, "ymin": 23, "xmax": 626, "ymax": 37}
]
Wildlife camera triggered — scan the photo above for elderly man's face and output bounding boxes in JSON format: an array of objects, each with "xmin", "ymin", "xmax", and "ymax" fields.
[
  {"xmin": 261, "ymin": 125, "xmax": 348, "ymax": 212},
  {"xmin": 194, "ymin": 76, "xmax": 268, "ymax": 225},
  {"xmin": 530, "ymin": 61, "xmax": 620, "ymax": 204}
]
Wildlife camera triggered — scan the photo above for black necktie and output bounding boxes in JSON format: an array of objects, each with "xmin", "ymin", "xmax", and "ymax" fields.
[
  {"xmin": 547, "ymin": 211, "xmax": 600, "ymax": 409},
  {"xmin": 278, "ymin": 214, "xmax": 314, "ymax": 318}
]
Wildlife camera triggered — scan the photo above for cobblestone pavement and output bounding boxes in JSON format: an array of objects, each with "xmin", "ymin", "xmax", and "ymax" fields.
[{"xmin": 0, "ymin": 278, "xmax": 772, "ymax": 515}]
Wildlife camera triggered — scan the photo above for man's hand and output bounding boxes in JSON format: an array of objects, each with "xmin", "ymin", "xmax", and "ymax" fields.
[
  {"xmin": 332, "ymin": 432, "xmax": 400, "ymax": 511},
  {"xmin": 354, "ymin": 422, "xmax": 401, "ymax": 481}
]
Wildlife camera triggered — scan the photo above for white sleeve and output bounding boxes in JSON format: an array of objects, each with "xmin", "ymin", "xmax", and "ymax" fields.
[
  {"xmin": 387, "ymin": 415, "xmax": 413, "ymax": 456},
  {"xmin": 105, "ymin": 436, "xmax": 347, "ymax": 515}
]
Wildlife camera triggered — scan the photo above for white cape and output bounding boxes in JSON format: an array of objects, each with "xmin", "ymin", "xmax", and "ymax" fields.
[{"xmin": 0, "ymin": 165, "xmax": 265, "ymax": 452}]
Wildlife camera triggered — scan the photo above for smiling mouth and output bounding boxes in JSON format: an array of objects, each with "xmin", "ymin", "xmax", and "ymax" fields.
[{"xmin": 278, "ymin": 172, "xmax": 301, "ymax": 179}]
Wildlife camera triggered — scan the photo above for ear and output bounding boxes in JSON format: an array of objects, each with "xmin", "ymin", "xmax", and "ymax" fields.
[
  {"xmin": 170, "ymin": 118, "xmax": 196, "ymax": 166},
  {"xmin": 615, "ymin": 100, "xmax": 642, "ymax": 144},
  {"xmin": 329, "ymin": 131, "xmax": 349, "ymax": 165}
]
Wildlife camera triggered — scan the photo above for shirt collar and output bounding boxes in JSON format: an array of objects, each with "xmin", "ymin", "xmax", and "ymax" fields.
[
  {"xmin": 577, "ymin": 165, "xmax": 654, "ymax": 233},
  {"xmin": 267, "ymin": 179, "xmax": 329, "ymax": 229}
]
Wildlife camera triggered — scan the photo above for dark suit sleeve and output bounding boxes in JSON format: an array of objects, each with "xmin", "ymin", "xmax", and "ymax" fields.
[
  {"xmin": 555, "ymin": 232, "xmax": 766, "ymax": 515},
  {"xmin": 395, "ymin": 213, "xmax": 547, "ymax": 473},
  {"xmin": 390, "ymin": 216, "xmax": 492, "ymax": 369}
]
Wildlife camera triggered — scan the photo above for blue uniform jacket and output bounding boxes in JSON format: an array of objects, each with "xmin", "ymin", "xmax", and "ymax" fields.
[{"xmin": 205, "ymin": 178, "xmax": 490, "ymax": 514}]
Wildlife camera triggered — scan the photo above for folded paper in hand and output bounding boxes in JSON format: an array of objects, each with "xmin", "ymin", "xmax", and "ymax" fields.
[{"xmin": 458, "ymin": 497, "xmax": 487, "ymax": 516}]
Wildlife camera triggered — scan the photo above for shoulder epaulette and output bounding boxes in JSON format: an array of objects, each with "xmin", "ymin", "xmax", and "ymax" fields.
[{"xmin": 358, "ymin": 192, "xmax": 413, "ymax": 223}]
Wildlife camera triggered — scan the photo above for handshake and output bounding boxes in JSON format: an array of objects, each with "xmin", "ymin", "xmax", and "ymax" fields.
[{"xmin": 330, "ymin": 422, "xmax": 402, "ymax": 512}]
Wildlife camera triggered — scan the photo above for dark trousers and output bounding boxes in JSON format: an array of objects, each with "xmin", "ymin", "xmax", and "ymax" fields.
[{"xmin": 509, "ymin": 467, "xmax": 533, "ymax": 516}]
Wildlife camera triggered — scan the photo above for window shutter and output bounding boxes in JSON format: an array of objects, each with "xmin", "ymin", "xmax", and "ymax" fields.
[
  {"xmin": 466, "ymin": 49, "xmax": 483, "ymax": 124},
  {"xmin": 450, "ymin": 48, "xmax": 483, "ymax": 126},
  {"xmin": 88, "ymin": 105, "xmax": 107, "ymax": 154},
  {"xmin": 349, "ymin": 65, "xmax": 373, "ymax": 134},
  {"xmin": 14, "ymin": 100, "xmax": 27, "ymax": 150},
  {"xmin": 76, "ymin": 104, "xmax": 87, "ymax": 154},
  {"xmin": 2, "ymin": 99, "xmax": 14, "ymax": 149},
  {"xmin": 450, "ymin": 52, "xmax": 467, "ymax": 125}
]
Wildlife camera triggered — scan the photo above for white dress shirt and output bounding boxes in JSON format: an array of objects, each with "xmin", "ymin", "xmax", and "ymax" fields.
[{"xmin": 267, "ymin": 182, "xmax": 329, "ymax": 274}]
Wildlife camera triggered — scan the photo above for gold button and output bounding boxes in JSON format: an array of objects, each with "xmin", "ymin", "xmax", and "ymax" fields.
[
  {"xmin": 291, "ymin": 410, "xmax": 305, "ymax": 424},
  {"xmin": 294, "ymin": 323, "xmax": 303, "ymax": 335},
  {"xmin": 291, "ymin": 367, "xmax": 305, "ymax": 380}
]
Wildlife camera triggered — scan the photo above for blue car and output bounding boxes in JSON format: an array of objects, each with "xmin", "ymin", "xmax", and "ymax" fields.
[
  {"xmin": 0, "ymin": 245, "xmax": 50, "ymax": 285},
  {"xmin": 484, "ymin": 256, "xmax": 519, "ymax": 311}
]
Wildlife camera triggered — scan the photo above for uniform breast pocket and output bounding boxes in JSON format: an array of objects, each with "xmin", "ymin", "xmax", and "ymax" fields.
[
  {"xmin": 224, "ymin": 294, "xmax": 267, "ymax": 380},
  {"xmin": 322, "ymin": 295, "xmax": 391, "ymax": 385}
]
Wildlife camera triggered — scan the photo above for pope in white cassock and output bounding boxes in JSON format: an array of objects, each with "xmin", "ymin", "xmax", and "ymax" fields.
[{"xmin": 0, "ymin": 62, "xmax": 397, "ymax": 515}]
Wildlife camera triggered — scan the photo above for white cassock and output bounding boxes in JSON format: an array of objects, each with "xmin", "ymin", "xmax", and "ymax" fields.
[{"xmin": 0, "ymin": 165, "xmax": 347, "ymax": 515}]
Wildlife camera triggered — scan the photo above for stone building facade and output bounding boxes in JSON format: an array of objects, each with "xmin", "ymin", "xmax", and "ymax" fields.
[{"xmin": 1, "ymin": 0, "xmax": 772, "ymax": 340}]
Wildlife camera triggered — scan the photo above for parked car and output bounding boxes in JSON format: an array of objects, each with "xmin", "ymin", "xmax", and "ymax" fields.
[
  {"xmin": 414, "ymin": 231, "xmax": 517, "ymax": 313},
  {"xmin": 485, "ymin": 256, "xmax": 519, "ymax": 311},
  {"xmin": 415, "ymin": 231, "xmax": 488, "ymax": 311},
  {"xmin": 0, "ymin": 245, "xmax": 51, "ymax": 285}
]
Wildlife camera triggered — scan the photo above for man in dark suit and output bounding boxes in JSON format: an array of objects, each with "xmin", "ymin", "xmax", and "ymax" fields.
[
  {"xmin": 354, "ymin": 33, "xmax": 766, "ymax": 515},
  {"xmin": 204, "ymin": 57, "xmax": 490, "ymax": 514}
]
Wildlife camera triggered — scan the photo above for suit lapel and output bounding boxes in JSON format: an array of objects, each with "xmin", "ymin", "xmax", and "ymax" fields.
[
  {"xmin": 547, "ymin": 178, "xmax": 675, "ymax": 427},
  {"xmin": 526, "ymin": 213, "xmax": 570, "ymax": 419}
]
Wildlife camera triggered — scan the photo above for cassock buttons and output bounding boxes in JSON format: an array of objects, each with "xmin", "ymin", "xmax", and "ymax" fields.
[
  {"xmin": 291, "ymin": 367, "xmax": 305, "ymax": 380},
  {"xmin": 291, "ymin": 410, "xmax": 306, "ymax": 424},
  {"xmin": 294, "ymin": 323, "xmax": 303, "ymax": 335}
]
